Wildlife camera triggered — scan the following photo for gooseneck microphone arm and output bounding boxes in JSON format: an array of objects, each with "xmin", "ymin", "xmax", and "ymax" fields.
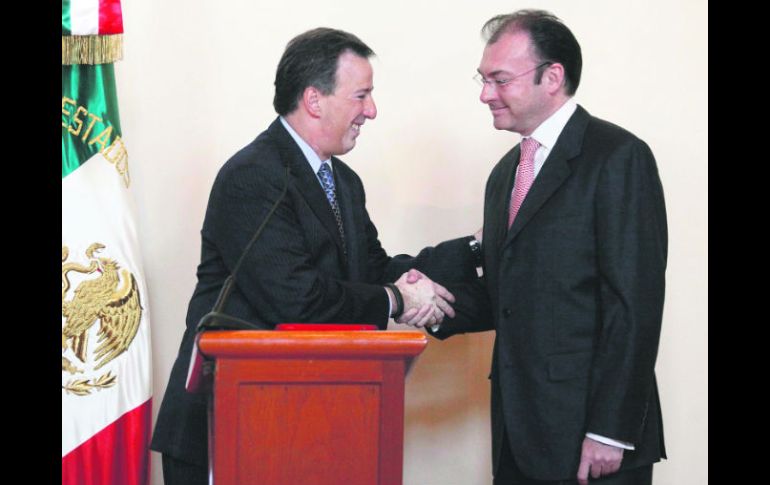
[{"xmin": 195, "ymin": 163, "xmax": 291, "ymax": 332}]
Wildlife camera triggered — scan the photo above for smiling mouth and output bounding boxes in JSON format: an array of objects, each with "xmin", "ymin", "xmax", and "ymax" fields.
[{"xmin": 490, "ymin": 109, "xmax": 506, "ymax": 117}]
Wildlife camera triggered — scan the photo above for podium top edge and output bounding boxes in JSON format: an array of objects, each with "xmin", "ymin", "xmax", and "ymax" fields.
[{"xmin": 197, "ymin": 330, "xmax": 429, "ymax": 359}]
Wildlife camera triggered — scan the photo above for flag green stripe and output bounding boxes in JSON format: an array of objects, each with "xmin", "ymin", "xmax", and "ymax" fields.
[
  {"xmin": 62, "ymin": 63, "xmax": 123, "ymax": 179},
  {"xmin": 62, "ymin": 0, "xmax": 71, "ymax": 36}
]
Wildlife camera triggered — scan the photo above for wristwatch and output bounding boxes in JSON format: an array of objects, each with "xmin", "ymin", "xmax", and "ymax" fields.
[{"xmin": 469, "ymin": 236, "xmax": 482, "ymax": 268}]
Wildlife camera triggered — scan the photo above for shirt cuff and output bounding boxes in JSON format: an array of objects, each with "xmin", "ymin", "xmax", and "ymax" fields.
[{"xmin": 585, "ymin": 433, "xmax": 635, "ymax": 450}]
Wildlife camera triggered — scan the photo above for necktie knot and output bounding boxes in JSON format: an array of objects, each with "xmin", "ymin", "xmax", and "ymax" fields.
[
  {"xmin": 317, "ymin": 162, "xmax": 334, "ymax": 188},
  {"xmin": 520, "ymin": 137, "xmax": 540, "ymax": 163}
]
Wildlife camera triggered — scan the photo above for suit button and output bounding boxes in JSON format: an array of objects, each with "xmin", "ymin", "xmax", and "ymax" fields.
[{"xmin": 502, "ymin": 308, "xmax": 512, "ymax": 317}]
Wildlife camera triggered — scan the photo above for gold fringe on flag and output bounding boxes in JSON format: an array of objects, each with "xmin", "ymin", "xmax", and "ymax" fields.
[{"xmin": 62, "ymin": 34, "xmax": 123, "ymax": 65}]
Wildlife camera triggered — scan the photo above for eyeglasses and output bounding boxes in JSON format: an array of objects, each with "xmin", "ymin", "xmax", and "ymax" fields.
[{"xmin": 474, "ymin": 62, "xmax": 553, "ymax": 88}]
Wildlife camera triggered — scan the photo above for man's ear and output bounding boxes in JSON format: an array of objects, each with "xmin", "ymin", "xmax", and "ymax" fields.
[
  {"xmin": 543, "ymin": 63, "xmax": 566, "ymax": 95},
  {"xmin": 303, "ymin": 87, "xmax": 322, "ymax": 118}
]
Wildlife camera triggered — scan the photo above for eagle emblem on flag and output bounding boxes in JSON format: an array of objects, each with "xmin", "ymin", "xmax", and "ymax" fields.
[{"xmin": 62, "ymin": 243, "xmax": 143, "ymax": 396}]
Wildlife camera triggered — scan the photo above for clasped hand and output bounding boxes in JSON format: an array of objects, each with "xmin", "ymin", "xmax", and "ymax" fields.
[{"xmin": 393, "ymin": 269, "xmax": 455, "ymax": 328}]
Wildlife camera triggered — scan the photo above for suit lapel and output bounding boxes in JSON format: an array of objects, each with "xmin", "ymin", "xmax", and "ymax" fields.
[
  {"xmin": 502, "ymin": 106, "xmax": 590, "ymax": 249},
  {"xmin": 268, "ymin": 119, "xmax": 347, "ymax": 259}
]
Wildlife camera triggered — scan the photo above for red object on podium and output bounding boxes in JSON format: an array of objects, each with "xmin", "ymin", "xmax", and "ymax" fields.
[
  {"xmin": 276, "ymin": 323, "xmax": 378, "ymax": 331},
  {"xmin": 189, "ymin": 329, "xmax": 428, "ymax": 485}
]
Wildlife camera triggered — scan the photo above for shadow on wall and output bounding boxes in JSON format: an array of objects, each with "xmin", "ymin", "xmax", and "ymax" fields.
[{"xmin": 403, "ymin": 329, "xmax": 495, "ymax": 430}]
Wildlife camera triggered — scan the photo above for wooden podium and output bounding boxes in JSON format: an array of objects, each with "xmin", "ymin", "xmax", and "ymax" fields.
[{"xmin": 189, "ymin": 330, "xmax": 428, "ymax": 485}]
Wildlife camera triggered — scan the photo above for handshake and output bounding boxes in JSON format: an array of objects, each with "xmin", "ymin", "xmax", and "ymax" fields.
[{"xmin": 387, "ymin": 269, "xmax": 456, "ymax": 328}]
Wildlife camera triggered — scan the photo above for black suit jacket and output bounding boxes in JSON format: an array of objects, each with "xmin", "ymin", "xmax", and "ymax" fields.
[
  {"xmin": 151, "ymin": 118, "xmax": 476, "ymax": 465},
  {"xmin": 433, "ymin": 106, "xmax": 667, "ymax": 480}
]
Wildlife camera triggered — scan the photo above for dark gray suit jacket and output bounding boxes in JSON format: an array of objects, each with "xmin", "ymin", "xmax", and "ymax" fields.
[
  {"xmin": 151, "ymin": 118, "xmax": 476, "ymax": 465},
  {"xmin": 434, "ymin": 105, "xmax": 668, "ymax": 480}
]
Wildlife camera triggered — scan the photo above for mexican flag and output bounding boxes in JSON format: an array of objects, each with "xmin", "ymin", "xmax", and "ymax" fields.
[{"xmin": 62, "ymin": 1, "xmax": 152, "ymax": 484}]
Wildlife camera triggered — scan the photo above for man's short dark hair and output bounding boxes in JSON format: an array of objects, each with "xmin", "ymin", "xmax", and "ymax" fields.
[
  {"xmin": 273, "ymin": 28, "xmax": 375, "ymax": 115},
  {"xmin": 482, "ymin": 10, "xmax": 582, "ymax": 96}
]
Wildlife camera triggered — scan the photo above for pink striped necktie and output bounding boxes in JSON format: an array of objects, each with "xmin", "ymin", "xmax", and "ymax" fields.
[{"xmin": 507, "ymin": 137, "xmax": 540, "ymax": 228}]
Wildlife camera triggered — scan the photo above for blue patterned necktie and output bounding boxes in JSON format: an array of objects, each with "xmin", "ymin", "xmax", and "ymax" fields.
[{"xmin": 317, "ymin": 162, "xmax": 346, "ymax": 254}]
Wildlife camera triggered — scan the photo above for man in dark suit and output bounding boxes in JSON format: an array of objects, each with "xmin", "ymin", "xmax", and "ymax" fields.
[
  {"xmin": 426, "ymin": 10, "xmax": 668, "ymax": 485},
  {"xmin": 150, "ymin": 28, "xmax": 478, "ymax": 485}
]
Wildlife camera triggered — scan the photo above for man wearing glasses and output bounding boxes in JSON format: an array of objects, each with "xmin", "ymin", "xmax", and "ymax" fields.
[{"xmin": 426, "ymin": 10, "xmax": 668, "ymax": 485}]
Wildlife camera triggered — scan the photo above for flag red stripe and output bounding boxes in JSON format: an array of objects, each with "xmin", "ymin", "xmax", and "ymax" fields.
[
  {"xmin": 62, "ymin": 398, "xmax": 152, "ymax": 485},
  {"xmin": 98, "ymin": 0, "xmax": 124, "ymax": 34}
]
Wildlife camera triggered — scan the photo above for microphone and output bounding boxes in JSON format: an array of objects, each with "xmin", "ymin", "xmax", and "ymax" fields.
[{"xmin": 195, "ymin": 163, "xmax": 291, "ymax": 332}]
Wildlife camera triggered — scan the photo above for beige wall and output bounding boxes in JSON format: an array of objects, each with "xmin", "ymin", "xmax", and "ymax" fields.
[{"xmin": 115, "ymin": 1, "xmax": 707, "ymax": 484}]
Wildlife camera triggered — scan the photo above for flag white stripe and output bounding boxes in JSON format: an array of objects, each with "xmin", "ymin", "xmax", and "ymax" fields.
[{"xmin": 70, "ymin": 0, "xmax": 100, "ymax": 35}]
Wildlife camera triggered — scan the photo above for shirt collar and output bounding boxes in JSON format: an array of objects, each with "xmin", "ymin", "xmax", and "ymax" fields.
[
  {"xmin": 279, "ymin": 116, "xmax": 333, "ymax": 174},
  {"xmin": 528, "ymin": 98, "xmax": 577, "ymax": 150}
]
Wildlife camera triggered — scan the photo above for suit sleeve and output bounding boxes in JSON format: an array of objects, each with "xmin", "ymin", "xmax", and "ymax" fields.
[
  {"xmin": 427, "ymin": 277, "xmax": 494, "ymax": 340},
  {"xmin": 205, "ymin": 159, "xmax": 390, "ymax": 328},
  {"xmin": 586, "ymin": 138, "xmax": 668, "ymax": 444}
]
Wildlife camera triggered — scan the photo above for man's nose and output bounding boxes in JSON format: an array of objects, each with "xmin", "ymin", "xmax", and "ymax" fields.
[
  {"xmin": 364, "ymin": 96, "xmax": 377, "ymax": 119},
  {"xmin": 479, "ymin": 82, "xmax": 496, "ymax": 104}
]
